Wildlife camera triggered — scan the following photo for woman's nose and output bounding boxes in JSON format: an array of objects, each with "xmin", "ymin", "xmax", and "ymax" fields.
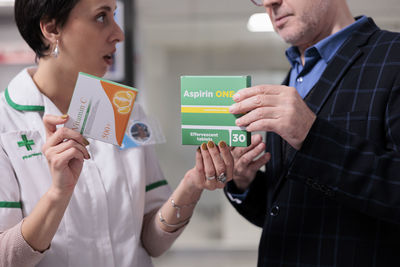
[{"xmin": 110, "ymin": 20, "xmax": 125, "ymax": 43}]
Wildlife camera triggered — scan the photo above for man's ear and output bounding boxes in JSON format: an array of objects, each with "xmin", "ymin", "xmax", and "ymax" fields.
[{"xmin": 40, "ymin": 18, "xmax": 61, "ymax": 45}]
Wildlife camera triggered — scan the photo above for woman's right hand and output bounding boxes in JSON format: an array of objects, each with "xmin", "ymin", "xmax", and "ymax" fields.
[
  {"xmin": 19, "ymin": 114, "xmax": 91, "ymax": 252},
  {"xmin": 42, "ymin": 114, "xmax": 90, "ymax": 196}
]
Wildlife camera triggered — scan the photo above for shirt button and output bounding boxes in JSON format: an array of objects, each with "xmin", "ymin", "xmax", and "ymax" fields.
[
  {"xmin": 270, "ymin": 205, "xmax": 280, "ymax": 217},
  {"xmin": 297, "ymin": 77, "xmax": 303, "ymax": 83}
]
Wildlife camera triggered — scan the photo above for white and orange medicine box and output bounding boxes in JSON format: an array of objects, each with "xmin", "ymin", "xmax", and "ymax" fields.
[{"xmin": 65, "ymin": 72, "xmax": 138, "ymax": 146}]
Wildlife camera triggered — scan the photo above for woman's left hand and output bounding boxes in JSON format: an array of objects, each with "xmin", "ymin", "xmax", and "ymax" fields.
[
  {"xmin": 185, "ymin": 140, "xmax": 234, "ymax": 191},
  {"xmin": 155, "ymin": 141, "xmax": 233, "ymax": 234}
]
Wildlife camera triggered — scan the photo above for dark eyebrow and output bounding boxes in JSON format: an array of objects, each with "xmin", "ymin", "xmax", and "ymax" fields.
[{"xmin": 95, "ymin": 5, "xmax": 117, "ymax": 12}]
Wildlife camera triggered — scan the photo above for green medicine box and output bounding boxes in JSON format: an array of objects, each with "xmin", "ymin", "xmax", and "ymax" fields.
[{"xmin": 181, "ymin": 75, "xmax": 251, "ymax": 147}]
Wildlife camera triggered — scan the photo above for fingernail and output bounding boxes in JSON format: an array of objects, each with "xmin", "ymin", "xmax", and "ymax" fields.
[
  {"xmin": 201, "ymin": 143, "xmax": 208, "ymax": 151},
  {"xmin": 232, "ymin": 93, "xmax": 240, "ymax": 102},
  {"xmin": 207, "ymin": 141, "xmax": 215, "ymax": 148},
  {"xmin": 61, "ymin": 114, "xmax": 68, "ymax": 119},
  {"xmin": 235, "ymin": 118, "xmax": 242, "ymax": 126},
  {"xmin": 229, "ymin": 104, "xmax": 236, "ymax": 113},
  {"xmin": 83, "ymin": 138, "xmax": 90, "ymax": 146},
  {"xmin": 218, "ymin": 141, "xmax": 227, "ymax": 148},
  {"xmin": 197, "ymin": 146, "xmax": 201, "ymax": 153}
]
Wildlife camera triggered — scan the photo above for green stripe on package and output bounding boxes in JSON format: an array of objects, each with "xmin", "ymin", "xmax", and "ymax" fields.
[{"xmin": 181, "ymin": 76, "xmax": 251, "ymax": 147}]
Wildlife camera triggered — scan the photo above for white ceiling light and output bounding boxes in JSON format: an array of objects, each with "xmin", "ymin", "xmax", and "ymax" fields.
[
  {"xmin": 247, "ymin": 13, "xmax": 274, "ymax": 32},
  {"xmin": 0, "ymin": 0, "xmax": 14, "ymax": 7}
]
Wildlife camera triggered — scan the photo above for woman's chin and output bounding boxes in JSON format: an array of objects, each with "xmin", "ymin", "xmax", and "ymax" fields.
[{"xmin": 80, "ymin": 68, "xmax": 107, "ymax": 78}]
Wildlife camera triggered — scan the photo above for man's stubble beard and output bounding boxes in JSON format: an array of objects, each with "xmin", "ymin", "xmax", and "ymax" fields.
[{"xmin": 280, "ymin": 14, "xmax": 319, "ymax": 47}]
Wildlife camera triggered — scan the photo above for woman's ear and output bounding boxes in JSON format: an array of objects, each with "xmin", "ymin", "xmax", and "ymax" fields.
[{"xmin": 40, "ymin": 18, "xmax": 60, "ymax": 45}]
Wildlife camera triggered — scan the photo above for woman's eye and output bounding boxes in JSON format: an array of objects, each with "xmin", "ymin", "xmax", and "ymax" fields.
[{"xmin": 96, "ymin": 14, "xmax": 105, "ymax": 23}]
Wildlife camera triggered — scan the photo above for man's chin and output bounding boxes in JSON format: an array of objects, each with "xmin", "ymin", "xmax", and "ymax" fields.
[
  {"xmin": 279, "ymin": 30, "xmax": 303, "ymax": 46},
  {"xmin": 281, "ymin": 35, "xmax": 299, "ymax": 45}
]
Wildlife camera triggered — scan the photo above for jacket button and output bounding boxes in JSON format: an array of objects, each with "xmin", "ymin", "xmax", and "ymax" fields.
[{"xmin": 270, "ymin": 205, "xmax": 280, "ymax": 217}]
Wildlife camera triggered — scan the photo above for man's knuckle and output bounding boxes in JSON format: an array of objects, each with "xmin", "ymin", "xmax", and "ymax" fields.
[
  {"xmin": 256, "ymin": 108, "xmax": 265, "ymax": 120},
  {"xmin": 254, "ymin": 95, "xmax": 263, "ymax": 106}
]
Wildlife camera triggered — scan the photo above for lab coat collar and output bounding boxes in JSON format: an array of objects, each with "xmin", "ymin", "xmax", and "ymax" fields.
[
  {"xmin": 5, "ymin": 67, "xmax": 45, "ymax": 112},
  {"xmin": 6, "ymin": 67, "xmax": 67, "ymax": 118}
]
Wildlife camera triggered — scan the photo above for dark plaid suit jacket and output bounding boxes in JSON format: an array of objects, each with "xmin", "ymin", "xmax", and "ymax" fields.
[{"xmin": 225, "ymin": 17, "xmax": 400, "ymax": 267}]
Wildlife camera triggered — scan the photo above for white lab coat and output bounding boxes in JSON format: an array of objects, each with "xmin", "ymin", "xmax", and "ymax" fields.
[{"xmin": 0, "ymin": 68, "xmax": 172, "ymax": 267}]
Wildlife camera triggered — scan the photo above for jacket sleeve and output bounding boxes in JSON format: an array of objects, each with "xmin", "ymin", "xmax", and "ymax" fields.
[
  {"xmin": 224, "ymin": 170, "xmax": 268, "ymax": 228},
  {"xmin": 287, "ymin": 79, "xmax": 400, "ymax": 224}
]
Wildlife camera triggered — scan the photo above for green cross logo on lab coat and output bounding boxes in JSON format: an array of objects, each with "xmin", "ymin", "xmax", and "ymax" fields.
[{"xmin": 17, "ymin": 134, "xmax": 35, "ymax": 151}]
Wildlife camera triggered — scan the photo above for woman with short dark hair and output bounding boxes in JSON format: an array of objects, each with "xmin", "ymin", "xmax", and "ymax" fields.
[{"xmin": 0, "ymin": 0, "xmax": 233, "ymax": 266}]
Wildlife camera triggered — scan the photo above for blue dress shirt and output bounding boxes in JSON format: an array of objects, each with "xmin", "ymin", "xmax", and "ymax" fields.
[{"xmin": 286, "ymin": 16, "xmax": 368, "ymax": 99}]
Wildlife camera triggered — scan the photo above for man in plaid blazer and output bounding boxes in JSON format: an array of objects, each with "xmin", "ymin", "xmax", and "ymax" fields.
[{"xmin": 225, "ymin": 0, "xmax": 400, "ymax": 266}]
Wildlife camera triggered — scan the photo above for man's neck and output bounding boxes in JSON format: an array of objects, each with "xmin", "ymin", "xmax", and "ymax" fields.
[{"xmin": 298, "ymin": 6, "xmax": 355, "ymax": 64}]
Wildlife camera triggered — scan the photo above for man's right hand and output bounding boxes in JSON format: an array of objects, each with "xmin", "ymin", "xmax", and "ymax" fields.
[{"xmin": 231, "ymin": 134, "xmax": 270, "ymax": 191}]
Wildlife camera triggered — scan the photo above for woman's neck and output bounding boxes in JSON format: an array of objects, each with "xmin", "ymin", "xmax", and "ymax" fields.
[{"xmin": 32, "ymin": 59, "xmax": 78, "ymax": 114}]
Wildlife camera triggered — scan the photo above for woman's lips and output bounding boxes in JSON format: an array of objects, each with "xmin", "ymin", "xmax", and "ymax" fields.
[{"xmin": 103, "ymin": 54, "xmax": 114, "ymax": 66}]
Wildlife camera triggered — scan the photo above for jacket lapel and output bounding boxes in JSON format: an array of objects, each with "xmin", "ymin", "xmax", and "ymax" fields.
[
  {"xmin": 305, "ymin": 18, "xmax": 379, "ymax": 115},
  {"xmin": 269, "ymin": 18, "xmax": 380, "ymax": 204},
  {"xmin": 286, "ymin": 19, "xmax": 379, "ymax": 167}
]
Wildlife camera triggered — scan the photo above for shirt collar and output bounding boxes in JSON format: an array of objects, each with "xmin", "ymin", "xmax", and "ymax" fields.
[
  {"xmin": 285, "ymin": 16, "xmax": 368, "ymax": 67},
  {"xmin": 315, "ymin": 15, "xmax": 368, "ymax": 63},
  {"xmin": 5, "ymin": 67, "xmax": 45, "ymax": 112},
  {"xmin": 285, "ymin": 46, "xmax": 301, "ymax": 68}
]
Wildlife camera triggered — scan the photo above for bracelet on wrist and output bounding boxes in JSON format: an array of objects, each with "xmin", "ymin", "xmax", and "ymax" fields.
[
  {"xmin": 158, "ymin": 211, "xmax": 191, "ymax": 229},
  {"xmin": 170, "ymin": 198, "xmax": 197, "ymax": 219}
]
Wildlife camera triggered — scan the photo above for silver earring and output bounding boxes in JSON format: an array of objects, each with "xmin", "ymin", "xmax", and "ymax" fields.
[{"xmin": 51, "ymin": 40, "xmax": 59, "ymax": 58}]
